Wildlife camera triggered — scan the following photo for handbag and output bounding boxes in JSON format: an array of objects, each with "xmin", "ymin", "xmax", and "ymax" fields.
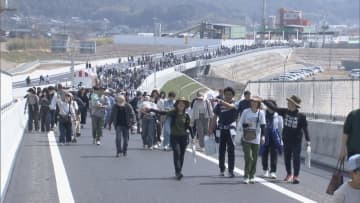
[
  {"xmin": 58, "ymin": 103, "xmax": 72, "ymax": 123},
  {"xmin": 243, "ymin": 111, "xmax": 260, "ymax": 141},
  {"xmin": 326, "ymin": 159, "xmax": 345, "ymax": 195}
]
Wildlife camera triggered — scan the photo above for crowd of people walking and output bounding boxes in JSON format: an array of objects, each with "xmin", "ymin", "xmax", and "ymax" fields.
[{"xmin": 23, "ymin": 42, "xmax": 359, "ymax": 203}]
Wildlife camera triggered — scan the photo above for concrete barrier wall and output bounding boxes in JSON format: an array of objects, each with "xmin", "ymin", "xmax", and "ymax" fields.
[
  {"xmin": 1, "ymin": 100, "xmax": 27, "ymax": 201},
  {"xmin": 302, "ymin": 120, "xmax": 344, "ymax": 169},
  {"xmin": 1, "ymin": 72, "xmax": 13, "ymax": 107}
]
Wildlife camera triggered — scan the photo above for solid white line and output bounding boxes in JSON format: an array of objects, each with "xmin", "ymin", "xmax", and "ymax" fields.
[
  {"xmin": 187, "ymin": 149, "xmax": 317, "ymax": 203},
  {"xmin": 48, "ymin": 131, "xmax": 75, "ymax": 203}
]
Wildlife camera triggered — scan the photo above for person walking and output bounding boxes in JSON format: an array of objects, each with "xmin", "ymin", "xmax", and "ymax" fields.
[
  {"xmin": 339, "ymin": 108, "xmax": 360, "ymax": 160},
  {"xmin": 78, "ymin": 88, "xmax": 89, "ymax": 128},
  {"xmin": 39, "ymin": 88, "xmax": 51, "ymax": 132},
  {"xmin": 129, "ymin": 91, "xmax": 142, "ymax": 134},
  {"xmin": 25, "ymin": 88, "xmax": 40, "ymax": 132},
  {"xmin": 238, "ymin": 91, "xmax": 251, "ymax": 117},
  {"xmin": 109, "ymin": 95, "xmax": 136, "ymax": 157},
  {"xmin": 239, "ymin": 96, "xmax": 266, "ymax": 184},
  {"xmin": 260, "ymin": 100, "xmax": 283, "ymax": 179},
  {"xmin": 140, "ymin": 95, "xmax": 157, "ymax": 149},
  {"xmin": 103, "ymin": 89, "xmax": 114, "ymax": 128},
  {"xmin": 148, "ymin": 97, "xmax": 195, "ymax": 180},
  {"xmin": 90, "ymin": 87, "xmax": 108, "ymax": 145},
  {"xmin": 56, "ymin": 92, "xmax": 75, "ymax": 145},
  {"xmin": 48, "ymin": 86, "xmax": 58, "ymax": 130},
  {"xmin": 209, "ymin": 87, "xmax": 238, "ymax": 178},
  {"xmin": 191, "ymin": 91, "xmax": 213, "ymax": 152},
  {"xmin": 263, "ymin": 95, "xmax": 311, "ymax": 184},
  {"xmin": 162, "ymin": 91, "xmax": 176, "ymax": 150}
]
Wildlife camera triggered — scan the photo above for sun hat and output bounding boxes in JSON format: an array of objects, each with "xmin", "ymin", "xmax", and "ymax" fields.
[
  {"xmin": 174, "ymin": 97, "xmax": 190, "ymax": 109},
  {"xmin": 287, "ymin": 95, "xmax": 301, "ymax": 108}
]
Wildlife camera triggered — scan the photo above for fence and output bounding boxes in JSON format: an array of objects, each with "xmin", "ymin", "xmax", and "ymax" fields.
[{"xmin": 246, "ymin": 79, "xmax": 360, "ymax": 120}]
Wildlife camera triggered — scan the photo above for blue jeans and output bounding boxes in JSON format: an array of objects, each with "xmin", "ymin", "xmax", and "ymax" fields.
[
  {"xmin": 162, "ymin": 117, "xmax": 171, "ymax": 147},
  {"xmin": 141, "ymin": 117, "xmax": 156, "ymax": 146},
  {"xmin": 59, "ymin": 120, "xmax": 72, "ymax": 143},
  {"xmin": 115, "ymin": 126, "xmax": 130, "ymax": 154}
]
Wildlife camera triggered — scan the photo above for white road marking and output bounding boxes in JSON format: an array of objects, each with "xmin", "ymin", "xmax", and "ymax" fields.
[
  {"xmin": 187, "ymin": 149, "xmax": 317, "ymax": 203},
  {"xmin": 48, "ymin": 131, "xmax": 75, "ymax": 203}
]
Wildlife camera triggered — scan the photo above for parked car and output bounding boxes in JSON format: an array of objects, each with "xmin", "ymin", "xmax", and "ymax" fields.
[{"xmin": 350, "ymin": 72, "xmax": 360, "ymax": 79}]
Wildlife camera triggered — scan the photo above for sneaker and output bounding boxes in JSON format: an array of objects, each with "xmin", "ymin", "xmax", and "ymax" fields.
[
  {"xmin": 243, "ymin": 178, "xmax": 250, "ymax": 184},
  {"xmin": 293, "ymin": 176, "xmax": 300, "ymax": 184},
  {"xmin": 263, "ymin": 170, "xmax": 269, "ymax": 177},
  {"xmin": 123, "ymin": 151, "xmax": 127, "ymax": 157},
  {"xmin": 59, "ymin": 142, "xmax": 65, "ymax": 146},
  {"xmin": 228, "ymin": 172, "xmax": 235, "ymax": 178},
  {"xmin": 164, "ymin": 146, "xmax": 168, "ymax": 151},
  {"xmin": 96, "ymin": 140, "xmax": 101, "ymax": 145},
  {"xmin": 176, "ymin": 173, "xmax": 183, "ymax": 180},
  {"xmin": 284, "ymin": 174, "xmax": 293, "ymax": 182},
  {"xmin": 76, "ymin": 133, "xmax": 81, "ymax": 137},
  {"xmin": 250, "ymin": 178, "xmax": 255, "ymax": 184},
  {"xmin": 219, "ymin": 171, "xmax": 225, "ymax": 177},
  {"xmin": 270, "ymin": 172, "xmax": 277, "ymax": 179}
]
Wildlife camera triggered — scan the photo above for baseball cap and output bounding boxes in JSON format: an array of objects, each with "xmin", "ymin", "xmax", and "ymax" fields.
[{"xmin": 348, "ymin": 154, "xmax": 360, "ymax": 171}]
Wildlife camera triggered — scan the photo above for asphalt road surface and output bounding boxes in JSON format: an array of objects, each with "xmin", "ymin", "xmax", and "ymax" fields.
[{"xmin": 5, "ymin": 119, "xmax": 338, "ymax": 203}]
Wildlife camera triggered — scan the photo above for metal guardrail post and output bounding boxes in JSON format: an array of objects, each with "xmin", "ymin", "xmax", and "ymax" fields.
[
  {"xmin": 330, "ymin": 77, "xmax": 334, "ymax": 121},
  {"xmin": 312, "ymin": 77, "xmax": 316, "ymax": 119},
  {"xmin": 352, "ymin": 78, "xmax": 354, "ymax": 110}
]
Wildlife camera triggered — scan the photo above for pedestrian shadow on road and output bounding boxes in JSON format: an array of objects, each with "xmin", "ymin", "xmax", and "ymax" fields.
[
  {"xmin": 125, "ymin": 175, "xmax": 226, "ymax": 181},
  {"xmin": 80, "ymin": 155, "xmax": 119, "ymax": 159}
]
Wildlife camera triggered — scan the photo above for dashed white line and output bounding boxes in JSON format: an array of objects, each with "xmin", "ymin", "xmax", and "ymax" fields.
[
  {"xmin": 48, "ymin": 131, "xmax": 75, "ymax": 203},
  {"xmin": 187, "ymin": 149, "xmax": 317, "ymax": 203}
]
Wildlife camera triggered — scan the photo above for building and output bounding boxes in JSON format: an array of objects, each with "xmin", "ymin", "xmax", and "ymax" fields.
[
  {"xmin": 200, "ymin": 22, "xmax": 246, "ymax": 39},
  {"xmin": 279, "ymin": 8, "xmax": 311, "ymax": 28}
]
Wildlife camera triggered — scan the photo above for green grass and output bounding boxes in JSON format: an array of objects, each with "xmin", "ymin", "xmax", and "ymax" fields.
[{"xmin": 161, "ymin": 76, "xmax": 208, "ymax": 100}]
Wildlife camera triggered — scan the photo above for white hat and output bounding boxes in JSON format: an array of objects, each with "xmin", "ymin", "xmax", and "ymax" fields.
[
  {"xmin": 348, "ymin": 154, "xmax": 360, "ymax": 171},
  {"xmin": 104, "ymin": 89, "xmax": 111, "ymax": 94}
]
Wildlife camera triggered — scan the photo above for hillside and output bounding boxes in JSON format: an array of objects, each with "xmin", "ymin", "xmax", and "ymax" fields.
[{"xmin": 8, "ymin": 0, "xmax": 359, "ymax": 30}]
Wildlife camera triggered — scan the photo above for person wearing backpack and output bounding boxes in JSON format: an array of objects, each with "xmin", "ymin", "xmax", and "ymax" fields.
[
  {"xmin": 148, "ymin": 97, "xmax": 195, "ymax": 180},
  {"xmin": 260, "ymin": 100, "xmax": 283, "ymax": 179}
]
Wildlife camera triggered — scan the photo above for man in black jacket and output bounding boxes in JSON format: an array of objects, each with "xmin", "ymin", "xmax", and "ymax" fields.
[
  {"xmin": 263, "ymin": 95, "xmax": 310, "ymax": 184},
  {"xmin": 109, "ymin": 95, "xmax": 136, "ymax": 157}
]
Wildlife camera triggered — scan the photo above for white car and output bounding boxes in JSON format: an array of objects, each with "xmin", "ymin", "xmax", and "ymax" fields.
[{"xmin": 350, "ymin": 72, "xmax": 360, "ymax": 79}]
